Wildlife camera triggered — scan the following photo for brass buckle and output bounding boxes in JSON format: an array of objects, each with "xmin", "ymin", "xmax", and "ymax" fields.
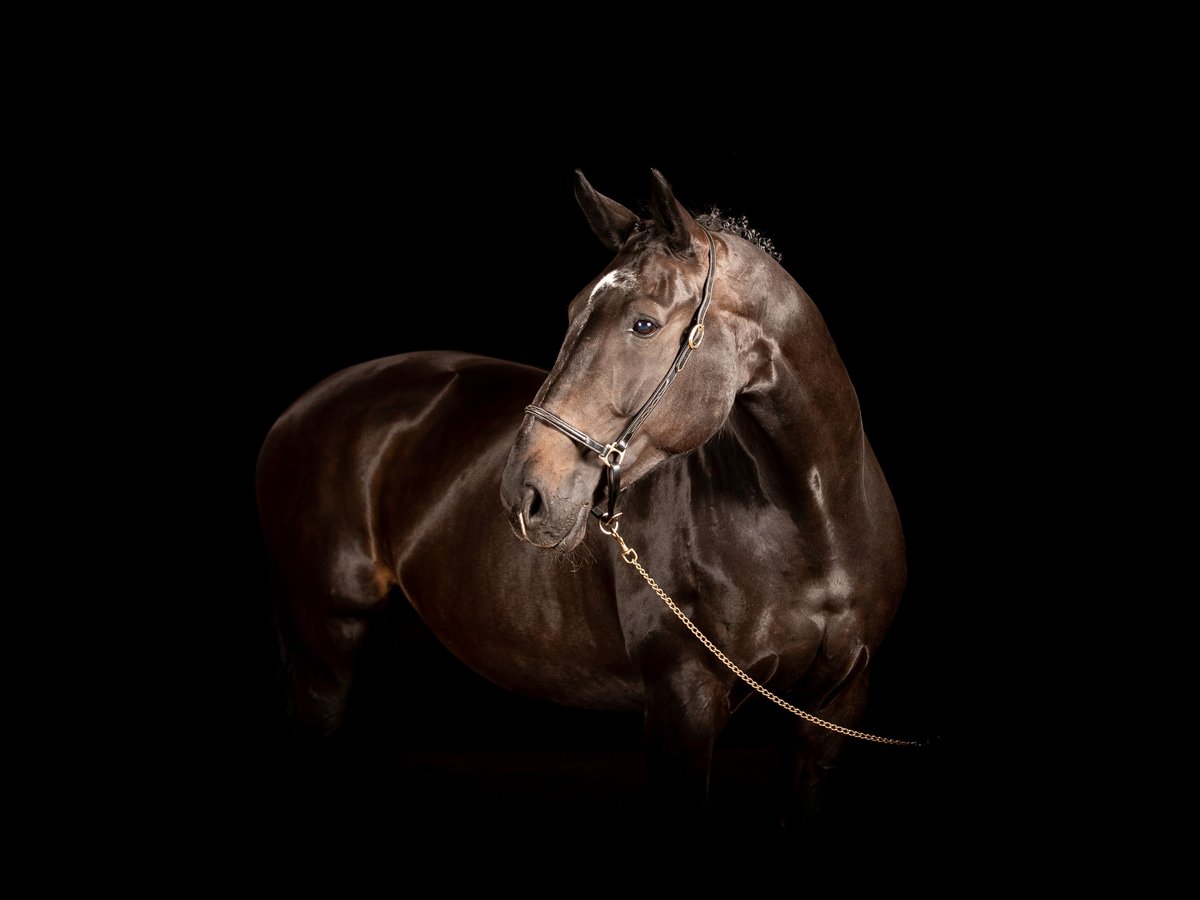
[
  {"xmin": 599, "ymin": 443, "xmax": 625, "ymax": 468},
  {"xmin": 687, "ymin": 323, "xmax": 705, "ymax": 349}
]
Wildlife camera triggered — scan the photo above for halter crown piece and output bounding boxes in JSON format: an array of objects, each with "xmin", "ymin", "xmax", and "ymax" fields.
[{"xmin": 524, "ymin": 227, "xmax": 717, "ymax": 525}]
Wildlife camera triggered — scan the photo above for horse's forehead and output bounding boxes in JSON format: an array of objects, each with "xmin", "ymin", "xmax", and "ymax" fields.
[
  {"xmin": 589, "ymin": 267, "xmax": 640, "ymax": 302},
  {"xmin": 628, "ymin": 247, "xmax": 688, "ymax": 277},
  {"xmin": 576, "ymin": 252, "xmax": 691, "ymax": 316},
  {"xmin": 612, "ymin": 252, "xmax": 691, "ymax": 296}
]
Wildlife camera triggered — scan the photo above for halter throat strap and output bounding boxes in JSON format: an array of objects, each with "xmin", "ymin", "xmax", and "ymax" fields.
[{"xmin": 524, "ymin": 227, "xmax": 717, "ymax": 523}]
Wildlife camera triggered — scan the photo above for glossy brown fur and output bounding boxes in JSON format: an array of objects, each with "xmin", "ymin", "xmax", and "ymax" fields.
[{"xmin": 256, "ymin": 171, "xmax": 906, "ymax": 821}]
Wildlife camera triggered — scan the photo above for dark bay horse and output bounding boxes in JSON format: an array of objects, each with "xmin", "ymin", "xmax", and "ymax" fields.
[{"xmin": 256, "ymin": 170, "xmax": 907, "ymax": 818}]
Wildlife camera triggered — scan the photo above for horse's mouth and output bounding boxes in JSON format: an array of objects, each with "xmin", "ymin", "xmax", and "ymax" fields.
[
  {"xmin": 514, "ymin": 502, "xmax": 589, "ymax": 551},
  {"xmin": 554, "ymin": 503, "xmax": 590, "ymax": 551}
]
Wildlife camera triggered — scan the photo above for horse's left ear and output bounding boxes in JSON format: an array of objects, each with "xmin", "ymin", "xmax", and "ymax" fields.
[{"xmin": 649, "ymin": 169, "xmax": 703, "ymax": 255}]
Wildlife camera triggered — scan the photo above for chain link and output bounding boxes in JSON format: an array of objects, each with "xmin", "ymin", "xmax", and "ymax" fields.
[{"xmin": 603, "ymin": 525, "xmax": 925, "ymax": 747}]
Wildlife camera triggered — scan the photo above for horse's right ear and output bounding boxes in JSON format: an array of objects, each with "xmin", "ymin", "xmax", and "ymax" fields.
[{"xmin": 574, "ymin": 170, "xmax": 639, "ymax": 252}]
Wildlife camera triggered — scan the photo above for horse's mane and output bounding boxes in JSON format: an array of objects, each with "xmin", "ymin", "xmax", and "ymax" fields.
[{"xmin": 696, "ymin": 209, "xmax": 782, "ymax": 261}]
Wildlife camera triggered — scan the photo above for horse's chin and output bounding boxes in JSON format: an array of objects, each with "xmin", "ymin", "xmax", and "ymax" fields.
[{"xmin": 553, "ymin": 505, "xmax": 590, "ymax": 552}]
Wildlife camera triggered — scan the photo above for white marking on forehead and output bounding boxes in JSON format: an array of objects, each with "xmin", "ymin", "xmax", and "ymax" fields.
[
  {"xmin": 568, "ymin": 268, "xmax": 639, "ymax": 346},
  {"xmin": 589, "ymin": 268, "xmax": 639, "ymax": 303}
]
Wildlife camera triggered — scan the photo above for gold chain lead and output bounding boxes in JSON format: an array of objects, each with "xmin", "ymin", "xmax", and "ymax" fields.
[{"xmin": 604, "ymin": 525, "xmax": 925, "ymax": 747}]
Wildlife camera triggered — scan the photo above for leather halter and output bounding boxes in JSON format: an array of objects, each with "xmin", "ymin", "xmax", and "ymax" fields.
[{"xmin": 524, "ymin": 227, "xmax": 717, "ymax": 524}]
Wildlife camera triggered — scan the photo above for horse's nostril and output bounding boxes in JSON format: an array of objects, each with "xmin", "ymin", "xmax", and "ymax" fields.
[{"xmin": 527, "ymin": 486, "xmax": 543, "ymax": 520}]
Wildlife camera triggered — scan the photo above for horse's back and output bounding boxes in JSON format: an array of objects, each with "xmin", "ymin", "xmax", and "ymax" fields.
[{"xmin": 261, "ymin": 350, "xmax": 542, "ymax": 444}]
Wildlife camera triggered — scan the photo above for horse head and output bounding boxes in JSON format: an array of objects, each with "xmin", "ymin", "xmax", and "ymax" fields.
[{"xmin": 501, "ymin": 170, "xmax": 768, "ymax": 551}]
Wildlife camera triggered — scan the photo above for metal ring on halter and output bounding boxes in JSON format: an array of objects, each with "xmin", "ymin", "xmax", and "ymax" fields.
[
  {"xmin": 597, "ymin": 512, "xmax": 623, "ymax": 535},
  {"xmin": 599, "ymin": 443, "xmax": 625, "ymax": 468},
  {"xmin": 677, "ymin": 324, "xmax": 706, "ymax": 372}
]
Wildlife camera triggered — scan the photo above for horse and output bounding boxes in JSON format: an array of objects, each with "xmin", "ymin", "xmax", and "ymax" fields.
[{"xmin": 255, "ymin": 169, "xmax": 908, "ymax": 823}]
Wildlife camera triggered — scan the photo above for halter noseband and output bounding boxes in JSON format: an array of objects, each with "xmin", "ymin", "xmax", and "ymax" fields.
[{"xmin": 524, "ymin": 227, "xmax": 717, "ymax": 525}]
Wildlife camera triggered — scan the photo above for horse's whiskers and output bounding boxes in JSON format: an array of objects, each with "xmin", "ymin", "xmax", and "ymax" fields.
[{"xmin": 555, "ymin": 529, "xmax": 597, "ymax": 573}]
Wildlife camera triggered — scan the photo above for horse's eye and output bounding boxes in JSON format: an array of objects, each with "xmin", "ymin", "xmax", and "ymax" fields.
[{"xmin": 632, "ymin": 318, "xmax": 659, "ymax": 337}]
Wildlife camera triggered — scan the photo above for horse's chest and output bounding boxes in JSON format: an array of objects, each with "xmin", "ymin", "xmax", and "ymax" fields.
[{"xmin": 658, "ymin": 513, "xmax": 862, "ymax": 661}]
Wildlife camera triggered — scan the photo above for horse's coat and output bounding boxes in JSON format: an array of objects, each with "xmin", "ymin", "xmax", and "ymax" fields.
[{"xmin": 256, "ymin": 170, "xmax": 906, "ymax": 818}]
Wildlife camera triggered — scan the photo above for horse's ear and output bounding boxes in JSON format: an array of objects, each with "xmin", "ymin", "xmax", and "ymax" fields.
[
  {"xmin": 649, "ymin": 169, "xmax": 702, "ymax": 255},
  {"xmin": 574, "ymin": 170, "xmax": 639, "ymax": 252}
]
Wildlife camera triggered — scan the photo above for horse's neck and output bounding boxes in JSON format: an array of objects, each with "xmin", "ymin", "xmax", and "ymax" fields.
[{"xmin": 716, "ymin": 282, "xmax": 868, "ymax": 516}]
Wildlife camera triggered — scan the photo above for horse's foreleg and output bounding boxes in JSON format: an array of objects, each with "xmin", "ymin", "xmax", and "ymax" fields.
[
  {"xmin": 641, "ymin": 658, "xmax": 731, "ymax": 814},
  {"xmin": 779, "ymin": 668, "xmax": 869, "ymax": 830}
]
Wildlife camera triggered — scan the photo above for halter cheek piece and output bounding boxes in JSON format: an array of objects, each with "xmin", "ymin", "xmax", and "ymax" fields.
[{"xmin": 524, "ymin": 227, "xmax": 716, "ymax": 527}]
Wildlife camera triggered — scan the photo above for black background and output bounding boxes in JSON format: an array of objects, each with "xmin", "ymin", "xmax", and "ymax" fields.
[{"xmin": 154, "ymin": 101, "xmax": 1016, "ymax": 870}]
